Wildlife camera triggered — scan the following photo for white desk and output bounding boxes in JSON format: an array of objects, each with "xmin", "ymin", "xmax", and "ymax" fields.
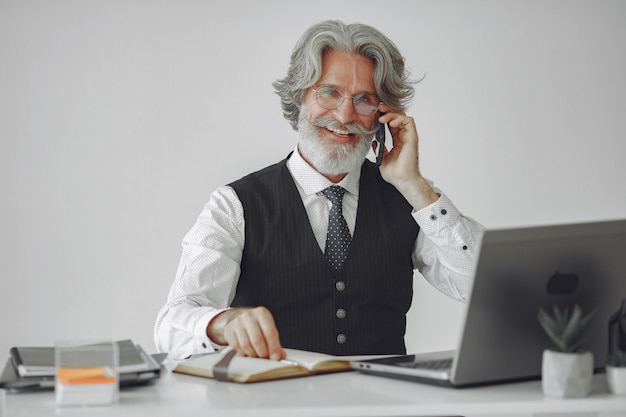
[{"xmin": 3, "ymin": 371, "xmax": 626, "ymax": 417}]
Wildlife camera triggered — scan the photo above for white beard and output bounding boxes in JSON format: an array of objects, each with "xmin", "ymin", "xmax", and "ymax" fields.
[{"xmin": 297, "ymin": 110, "xmax": 376, "ymax": 176}]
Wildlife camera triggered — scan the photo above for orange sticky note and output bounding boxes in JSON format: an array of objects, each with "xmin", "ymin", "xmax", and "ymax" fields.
[{"xmin": 57, "ymin": 367, "xmax": 117, "ymax": 385}]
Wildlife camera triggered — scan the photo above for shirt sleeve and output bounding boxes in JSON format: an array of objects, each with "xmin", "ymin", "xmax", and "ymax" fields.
[
  {"xmin": 153, "ymin": 186, "xmax": 244, "ymax": 360},
  {"xmin": 412, "ymin": 192, "xmax": 485, "ymax": 302}
]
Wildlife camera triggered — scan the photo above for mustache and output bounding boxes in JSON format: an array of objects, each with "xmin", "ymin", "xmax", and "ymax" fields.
[{"xmin": 310, "ymin": 115, "xmax": 378, "ymax": 138}]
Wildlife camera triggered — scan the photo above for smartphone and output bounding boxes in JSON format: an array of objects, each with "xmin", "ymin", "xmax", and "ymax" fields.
[{"xmin": 374, "ymin": 118, "xmax": 386, "ymax": 166}]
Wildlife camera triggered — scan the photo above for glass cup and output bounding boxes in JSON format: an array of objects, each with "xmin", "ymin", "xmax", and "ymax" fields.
[{"xmin": 55, "ymin": 340, "xmax": 119, "ymax": 407}]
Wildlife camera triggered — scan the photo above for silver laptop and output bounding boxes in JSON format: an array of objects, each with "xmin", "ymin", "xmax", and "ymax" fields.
[{"xmin": 351, "ymin": 219, "xmax": 626, "ymax": 387}]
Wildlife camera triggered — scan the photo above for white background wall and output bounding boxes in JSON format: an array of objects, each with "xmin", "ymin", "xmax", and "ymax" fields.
[{"xmin": 1, "ymin": 0, "xmax": 625, "ymax": 358}]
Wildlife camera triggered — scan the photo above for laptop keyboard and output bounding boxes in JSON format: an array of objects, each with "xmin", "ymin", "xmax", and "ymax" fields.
[{"xmin": 400, "ymin": 358, "xmax": 453, "ymax": 370}]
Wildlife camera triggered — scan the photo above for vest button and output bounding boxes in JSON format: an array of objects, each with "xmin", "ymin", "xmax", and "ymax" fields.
[
  {"xmin": 335, "ymin": 281, "xmax": 346, "ymax": 291},
  {"xmin": 336, "ymin": 308, "xmax": 346, "ymax": 319},
  {"xmin": 336, "ymin": 334, "xmax": 347, "ymax": 344}
]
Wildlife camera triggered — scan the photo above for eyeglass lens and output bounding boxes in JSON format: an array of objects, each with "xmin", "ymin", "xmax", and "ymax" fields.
[{"xmin": 314, "ymin": 87, "xmax": 379, "ymax": 116}]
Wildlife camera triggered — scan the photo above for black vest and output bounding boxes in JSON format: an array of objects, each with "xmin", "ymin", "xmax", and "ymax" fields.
[{"xmin": 229, "ymin": 157, "xmax": 419, "ymax": 355}]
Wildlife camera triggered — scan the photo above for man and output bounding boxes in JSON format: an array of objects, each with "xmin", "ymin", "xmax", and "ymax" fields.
[{"xmin": 154, "ymin": 20, "xmax": 483, "ymax": 361}]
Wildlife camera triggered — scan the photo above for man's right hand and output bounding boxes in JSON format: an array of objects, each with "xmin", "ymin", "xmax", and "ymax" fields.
[{"xmin": 206, "ymin": 306, "xmax": 286, "ymax": 361}]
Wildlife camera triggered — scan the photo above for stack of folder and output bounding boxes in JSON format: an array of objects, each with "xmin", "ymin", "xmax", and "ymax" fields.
[{"xmin": 0, "ymin": 339, "xmax": 165, "ymax": 392}]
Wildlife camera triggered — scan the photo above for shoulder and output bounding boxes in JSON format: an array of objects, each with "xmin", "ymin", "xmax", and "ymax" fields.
[{"xmin": 229, "ymin": 156, "xmax": 290, "ymax": 190}]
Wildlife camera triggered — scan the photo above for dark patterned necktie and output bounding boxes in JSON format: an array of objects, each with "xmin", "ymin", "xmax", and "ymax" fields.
[{"xmin": 321, "ymin": 185, "xmax": 351, "ymax": 269}]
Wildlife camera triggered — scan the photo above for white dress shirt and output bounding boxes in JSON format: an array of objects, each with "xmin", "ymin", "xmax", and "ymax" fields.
[{"xmin": 154, "ymin": 148, "xmax": 484, "ymax": 359}]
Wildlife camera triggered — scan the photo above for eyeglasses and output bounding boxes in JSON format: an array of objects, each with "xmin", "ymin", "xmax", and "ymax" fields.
[{"xmin": 312, "ymin": 86, "xmax": 381, "ymax": 116}]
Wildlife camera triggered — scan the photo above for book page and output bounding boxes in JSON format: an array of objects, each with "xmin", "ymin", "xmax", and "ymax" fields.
[
  {"xmin": 283, "ymin": 349, "xmax": 396, "ymax": 372},
  {"xmin": 175, "ymin": 352, "xmax": 309, "ymax": 383},
  {"xmin": 283, "ymin": 349, "xmax": 351, "ymax": 372}
]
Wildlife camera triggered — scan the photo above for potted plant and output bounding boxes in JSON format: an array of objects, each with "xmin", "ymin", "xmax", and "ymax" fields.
[
  {"xmin": 606, "ymin": 299, "xmax": 626, "ymax": 395},
  {"xmin": 606, "ymin": 352, "xmax": 626, "ymax": 395},
  {"xmin": 537, "ymin": 304, "xmax": 596, "ymax": 398}
]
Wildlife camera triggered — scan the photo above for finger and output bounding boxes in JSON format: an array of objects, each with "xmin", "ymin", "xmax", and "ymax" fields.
[
  {"xmin": 233, "ymin": 309, "xmax": 271, "ymax": 358},
  {"xmin": 222, "ymin": 311, "xmax": 266, "ymax": 358},
  {"xmin": 385, "ymin": 114, "xmax": 413, "ymax": 132},
  {"xmin": 253, "ymin": 307, "xmax": 285, "ymax": 360},
  {"xmin": 224, "ymin": 322, "xmax": 254, "ymax": 357},
  {"xmin": 378, "ymin": 103, "xmax": 398, "ymax": 115},
  {"xmin": 260, "ymin": 321, "xmax": 285, "ymax": 361},
  {"xmin": 232, "ymin": 307, "xmax": 284, "ymax": 359},
  {"xmin": 243, "ymin": 321, "xmax": 271, "ymax": 359},
  {"xmin": 224, "ymin": 327, "xmax": 244, "ymax": 356},
  {"xmin": 222, "ymin": 307, "xmax": 284, "ymax": 360}
]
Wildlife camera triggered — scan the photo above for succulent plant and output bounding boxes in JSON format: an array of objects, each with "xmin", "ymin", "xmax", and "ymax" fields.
[
  {"xmin": 608, "ymin": 299, "xmax": 626, "ymax": 367},
  {"xmin": 537, "ymin": 304, "xmax": 597, "ymax": 353}
]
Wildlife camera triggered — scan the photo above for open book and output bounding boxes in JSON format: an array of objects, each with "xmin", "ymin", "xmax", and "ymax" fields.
[{"xmin": 174, "ymin": 348, "xmax": 363, "ymax": 383}]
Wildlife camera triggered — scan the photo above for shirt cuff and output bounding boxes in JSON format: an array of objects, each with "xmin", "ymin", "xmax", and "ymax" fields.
[{"xmin": 413, "ymin": 193, "xmax": 461, "ymax": 235}]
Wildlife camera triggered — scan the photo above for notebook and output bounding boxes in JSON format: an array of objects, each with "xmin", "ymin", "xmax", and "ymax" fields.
[{"xmin": 351, "ymin": 218, "xmax": 626, "ymax": 387}]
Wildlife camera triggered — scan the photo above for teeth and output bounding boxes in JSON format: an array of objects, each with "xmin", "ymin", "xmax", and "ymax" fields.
[{"xmin": 327, "ymin": 126, "xmax": 351, "ymax": 136}]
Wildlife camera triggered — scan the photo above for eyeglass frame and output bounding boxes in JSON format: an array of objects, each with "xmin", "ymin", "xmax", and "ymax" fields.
[{"xmin": 311, "ymin": 86, "xmax": 382, "ymax": 116}]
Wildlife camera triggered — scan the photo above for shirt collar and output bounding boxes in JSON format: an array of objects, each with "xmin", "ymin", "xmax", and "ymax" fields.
[{"xmin": 287, "ymin": 146, "xmax": 361, "ymax": 197}]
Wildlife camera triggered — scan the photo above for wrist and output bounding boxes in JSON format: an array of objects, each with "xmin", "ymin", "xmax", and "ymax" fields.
[
  {"xmin": 395, "ymin": 176, "xmax": 439, "ymax": 211},
  {"xmin": 206, "ymin": 309, "xmax": 236, "ymax": 345}
]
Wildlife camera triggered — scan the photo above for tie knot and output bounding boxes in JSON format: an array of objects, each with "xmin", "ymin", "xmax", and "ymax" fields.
[{"xmin": 321, "ymin": 185, "xmax": 346, "ymax": 206}]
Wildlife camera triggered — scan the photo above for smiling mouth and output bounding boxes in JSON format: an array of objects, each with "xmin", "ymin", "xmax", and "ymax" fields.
[{"xmin": 324, "ymin": 126, "xmax": 354, "ymax": 137}]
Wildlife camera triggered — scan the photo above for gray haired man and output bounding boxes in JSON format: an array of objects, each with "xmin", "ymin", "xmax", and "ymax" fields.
[{"xmin": 155, "ymin": 20, "xmax": 483, "ymax": 361}]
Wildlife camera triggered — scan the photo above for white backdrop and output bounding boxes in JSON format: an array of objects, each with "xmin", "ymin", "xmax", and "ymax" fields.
[{"xmin": 2, "ymin": 0, "xmax": 625, "ymax": 358}]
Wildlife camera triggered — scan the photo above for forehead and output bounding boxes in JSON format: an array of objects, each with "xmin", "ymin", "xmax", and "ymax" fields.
[{"xmin": 317, "ymin": 49, "xmax": 376, "ymax": 94}]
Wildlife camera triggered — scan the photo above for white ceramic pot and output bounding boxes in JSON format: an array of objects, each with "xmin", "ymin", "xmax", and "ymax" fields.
[
  {"xmin": 606, "ymin": 365, "xmax": 626, "ymax": 395},
  {"xmin": 541, "ymin": 349, "xmax": 593, "ymax": 398}
]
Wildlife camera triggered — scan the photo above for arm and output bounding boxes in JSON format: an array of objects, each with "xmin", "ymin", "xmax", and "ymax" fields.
[
  {"xmin": 412, "ymin": 192, "xmax": 484, "ymax": 301},
  {"xmin": 153, "ymin": 186, "xmax": 243, "ymax": 359},
  {"xmin": 153, "ymin": 186, "xmax": 285, "ymax": 360},
  {"xmin": 376, "ymin": 104, "xmax": 439, "ymax": 211},
  {"xmin": 376, "ymin": 104, "xmax": 484, "ymax": 300}
]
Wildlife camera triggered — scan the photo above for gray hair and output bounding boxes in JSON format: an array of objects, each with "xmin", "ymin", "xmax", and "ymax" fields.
[{"xmin": 273, "ymin": 20, "xmax": 416, "ymax": 130}]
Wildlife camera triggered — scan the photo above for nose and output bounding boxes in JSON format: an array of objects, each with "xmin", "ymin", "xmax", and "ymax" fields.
[{"xmin": 331, "ymin": 98, "xmax": 357, "ymax": 125}]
